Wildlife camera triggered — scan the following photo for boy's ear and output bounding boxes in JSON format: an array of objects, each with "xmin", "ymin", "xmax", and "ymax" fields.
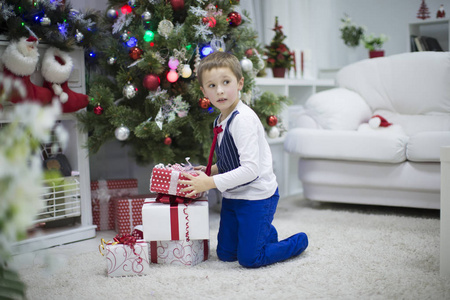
[
  {"xmin": 238, "ymin": 77, "xmax": 244, "ymax": 91},
  {"xmin": 200, "ymin": 86, "xmax": 205, "ymax": 96}
]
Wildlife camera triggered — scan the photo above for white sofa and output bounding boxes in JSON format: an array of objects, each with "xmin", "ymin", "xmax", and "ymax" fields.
[{"xmin": 284, "ymin": 52, "xmax": 450, "ymax": 209}]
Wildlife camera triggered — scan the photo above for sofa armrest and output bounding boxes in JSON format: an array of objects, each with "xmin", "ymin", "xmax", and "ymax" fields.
[{"xmin": 304, "ymin": 88, "xmax": 372, "ymax": 130}]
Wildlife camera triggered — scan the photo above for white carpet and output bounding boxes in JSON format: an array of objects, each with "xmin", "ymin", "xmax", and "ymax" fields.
[{"xmin": 13, "ymin": 196, "xmax": 450, "ymax": 300}]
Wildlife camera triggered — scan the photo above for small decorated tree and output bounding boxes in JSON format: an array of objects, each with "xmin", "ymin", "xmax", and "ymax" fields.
[
  {"xmin": 417, "ymin": 0, "xmax": 431, "ymax": 20},
  {"xmin": 264, "ymin": 16, "xmax": 294, "ymax": 77}
]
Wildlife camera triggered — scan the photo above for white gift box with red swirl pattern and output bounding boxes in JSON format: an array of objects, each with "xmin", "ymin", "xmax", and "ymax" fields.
[
  {"xmin": 105, "ymin": 239, "xmax": 209, "ymax": 276},
  {"xmin": 105, "ymin": 240, "xmax": 150, "ymax": 277}
]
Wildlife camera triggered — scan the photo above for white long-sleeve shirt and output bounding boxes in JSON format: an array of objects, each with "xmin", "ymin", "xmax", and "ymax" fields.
[{"xmin": 213, "ymin": 101, "xmax": 278, "ymax": 200}]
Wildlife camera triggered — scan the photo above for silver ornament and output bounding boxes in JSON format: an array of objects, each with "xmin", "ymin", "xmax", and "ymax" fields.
[
  {"xmin": 268, "ymin": 127, "xmax": 280, "ymax": 139},
  {"xmin": 157, "ymin": 19, "xmax": 174, "ymax": 39},
  {"xmin": 106, "ymin": 8, "xmax": 118, "ymax": 19},
  {"xmin": 128, "ymin": 0, "xmax": 136, "ymax": 7},
  {"xmin": 121, "ymin": 30, "xmax": 130, "ymax": 42},
  {"xmin": 115, "ymin": 125, "xmax": 130, "ymax": 141},
  {"xmin": 40, "ymin": 15, "xmax": 51, "ymax": 26},
  {"xmin": 240, "ymin": 58, "xmax": 253, "ymax": 73},
  {"xmin": 122, "ymin": 82, "xmax": 137, "ymax": 99},
  {"xmin": 107, "ymin": 57, "xmax": 117, "ymax": 65},
  {"xmin": 75, "ymin": 30, "xmax": 84, "ymax": 43},
  {"xmin": 142, "ymin": 10, "xmax": 152, "ymax": 21}
]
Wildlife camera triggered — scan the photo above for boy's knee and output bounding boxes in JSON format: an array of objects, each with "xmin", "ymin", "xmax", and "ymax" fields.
[
  {"xmin": 238, "ymin": 255, "xmax": 262, "ymax": 268},
  {"xmin": 217, "ymin": 249, "xmax": 237, "ymax": 262}
]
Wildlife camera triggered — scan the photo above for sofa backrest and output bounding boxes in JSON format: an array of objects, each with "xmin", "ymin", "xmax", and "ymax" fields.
[{"xmin": 336, "ymin": 52, "xmax": 450, "ymax": 116}]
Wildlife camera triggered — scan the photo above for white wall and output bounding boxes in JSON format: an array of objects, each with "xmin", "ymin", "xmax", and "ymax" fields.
[{"xmin": 259, "ymin": 0, "xmax": 446, "ymax": 71}]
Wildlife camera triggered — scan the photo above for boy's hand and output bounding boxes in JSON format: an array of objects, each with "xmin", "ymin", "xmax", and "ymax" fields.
[{"xmin": 179, "ymin": 171, "xmax": 216, "ymax": 198}]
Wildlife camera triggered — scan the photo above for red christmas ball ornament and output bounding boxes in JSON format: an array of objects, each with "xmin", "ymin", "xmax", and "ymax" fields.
[
  {"xmin": 129, "ymin": 46, "xmax": 143, "ymax": 60},
  {"xmin": 93, "ymin": 104, "xmax": 104, "ymax": 115},
  {"xmin": 202, "ymin": 16, "xmax": 216, "ymax": 28},
  {"xmin": 227, "ymin": 11, "xmax": 242, "ymax": 27},
  {"xmin": 143, "ymin": 74, "xmax": 160, "ymax": 91},
  {"xmin": 245, "ymin": 48, "xmax": 254, "ymax": 57},
  {"xmin": 170, "ymin": 0, "xmax": 184, "ymax": 10},
  {"xmin": 267, "ymin": 115, "xmax": 278, "ymax": 127},
  {"xmin": 199, "ymin": 97, "xmax": 210, "ymax": 109},
  {"xmin": 164, "ymin": 136, "xmax": 172, "ymax": 145}
]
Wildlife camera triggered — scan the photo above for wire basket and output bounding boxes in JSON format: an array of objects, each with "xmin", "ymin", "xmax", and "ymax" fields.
[{"xmin": 36, "ymin": 176, "xmax": 81, "ymax": 224}]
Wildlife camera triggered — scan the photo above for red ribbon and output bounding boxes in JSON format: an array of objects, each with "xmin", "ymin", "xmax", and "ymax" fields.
[{"xmin": 113, "ymin": 233, "xmax": 142, "ymax": 263}]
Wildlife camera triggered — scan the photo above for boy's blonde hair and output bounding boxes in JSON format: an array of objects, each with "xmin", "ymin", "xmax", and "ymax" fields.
[{"xmin": 197, "ymin": 52, "xmax": 243, "ymax": 87}]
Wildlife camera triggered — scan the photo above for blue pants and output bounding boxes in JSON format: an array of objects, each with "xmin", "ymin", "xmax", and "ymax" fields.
[{"xmin": 217, "ymin": 189, "xmax": 308, "ymax": 268}]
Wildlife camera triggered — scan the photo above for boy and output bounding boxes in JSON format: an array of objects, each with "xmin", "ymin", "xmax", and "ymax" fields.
[{"xmin": 179, "ymin": 52, "xmax": 308, "ymax": 268}]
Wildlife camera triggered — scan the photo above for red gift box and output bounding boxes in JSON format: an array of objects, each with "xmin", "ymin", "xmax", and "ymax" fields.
[
  {"xmin": 149, "ymin": 166, "xmax": 205, "ymax": 199},
  {"xmin": 91, "ymin": 179, "xmax": 139, "ymax": 231},
  {"xmin": 113, "ymin": 194, "xmax": 156, "ymax": 235}
]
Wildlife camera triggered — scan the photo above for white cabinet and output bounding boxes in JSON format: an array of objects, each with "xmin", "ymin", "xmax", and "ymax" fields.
[
  {"xmin": 0, "ymin": 40, "xmax": 96, "ymax": 253},
  {"xmin": 256, "ymin": 77, "xmax": 335, "ymax": 198},
  {"xmin": 408, "ymin": 18, "xmax": 449, "ymax": 51}
]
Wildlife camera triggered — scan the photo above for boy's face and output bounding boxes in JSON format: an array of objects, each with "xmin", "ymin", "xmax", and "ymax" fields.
[{"xmin": 200, "ymin": 67, "xmax": 244, "ymax": 119}]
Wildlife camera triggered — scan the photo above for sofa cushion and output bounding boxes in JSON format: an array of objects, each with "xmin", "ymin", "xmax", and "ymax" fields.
[
  {"xmin": 407, "ymin": 131, "xmax": 450, "ymax": 162},
  {"xmin": 304, "ymin": 88, "xmax": 372, "ymax": 130},
  {"xmin": 284, "ymin": 128, "xmax": 408, "ymax": 163},
  {"xmin": 371, "ymin": 109, "xmax": 450, "ymax": 136},
  {"xmin": 337, "ymin": 52, "xmax": 450, "ymax": 115}
]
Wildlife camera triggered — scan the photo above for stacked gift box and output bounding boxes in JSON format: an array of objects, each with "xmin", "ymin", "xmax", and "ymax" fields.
[
  {"xmin": 102, "ymin": 163, "xmax": 210, "ymax": 277},
  {"xmin": 91, "ymin": 179, "xmax": 139, "ymax": 231}
]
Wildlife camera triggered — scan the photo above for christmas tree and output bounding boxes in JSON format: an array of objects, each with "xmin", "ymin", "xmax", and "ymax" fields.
[
  {"xmin": 417, "ymin": 0, "xmax": 431, "ymax": 20},
  {"xmin": 77, "ymin": 0, "xmax": 290, "ymax": 165},
  {"xmin": 0, "ymin": 0, "xmax": 101, "ymax": 52},
  {"xmin": 265, "ymin": 16, "xmax": 294, "ymax": 69}
]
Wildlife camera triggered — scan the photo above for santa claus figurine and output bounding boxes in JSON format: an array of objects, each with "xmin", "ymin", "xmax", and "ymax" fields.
[
  {"xmin": 1, "ymin": 36, "xmax": 53, "ymax": 104},
  {"xmin": 437, "ymin": 4, "xmax": 445, "ymax": 18},
  {"xmin": 41, "ymin": 47, "xmax": 89, "ymax": 113}
]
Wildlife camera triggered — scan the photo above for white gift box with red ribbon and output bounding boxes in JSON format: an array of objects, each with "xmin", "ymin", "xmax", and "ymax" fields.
[{"xmin": 142, "ymin": 197, "xmax": 209, "ymax": 241}]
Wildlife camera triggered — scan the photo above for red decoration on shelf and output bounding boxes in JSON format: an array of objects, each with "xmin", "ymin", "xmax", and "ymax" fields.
[
  {"xmin": 164, "ymin": 136, "xmax": 172, "ymax": 145},
  {"xmin": 129, "ymin": 46, "xmax": 143, "ymax": 60},
  {"xmin": 437, "ymin": 4, "xmax": 446, "ymax": 18},
  {"xmin": 143, "ymin": 74, "xmax": 160, "ymax": 91},
  {"xmin": 170, "ymin": 0, "xmax": 184, "ymax": 11},
  {"xmin": 417, "ymin": 0, "xmax": 431, "ymax": 20},
  {"xmin": 267, "ymin": 115, "xmax": 278, "ymax": 127},
  {"xmin": 198, "ymin": 97, "xmax": 210, "ymax": 109},
  {"xmin": 94, "ymin": 104, "xmax": 104, "ymax": 115},
  {"xmin": 227, "ymin": 11, "xmax": 242, "ymax": 27}
]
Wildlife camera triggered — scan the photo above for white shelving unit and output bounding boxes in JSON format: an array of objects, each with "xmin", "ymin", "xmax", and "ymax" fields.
[
  {"xmin": 256, "ymin": 77, "xmax": 335, "ymax": 198},
  {"xmin": 408, "ymin": 18, "xmax": 449, "ymax": 52},
  {"xmin": 0, "ymin": 39, "xmax": 96, "ymax": 254}
]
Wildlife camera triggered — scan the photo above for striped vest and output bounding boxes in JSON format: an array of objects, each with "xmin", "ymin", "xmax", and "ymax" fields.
[{"xmin": 214, "ymin": 111, "xmax": 258, "ymax": 189}]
